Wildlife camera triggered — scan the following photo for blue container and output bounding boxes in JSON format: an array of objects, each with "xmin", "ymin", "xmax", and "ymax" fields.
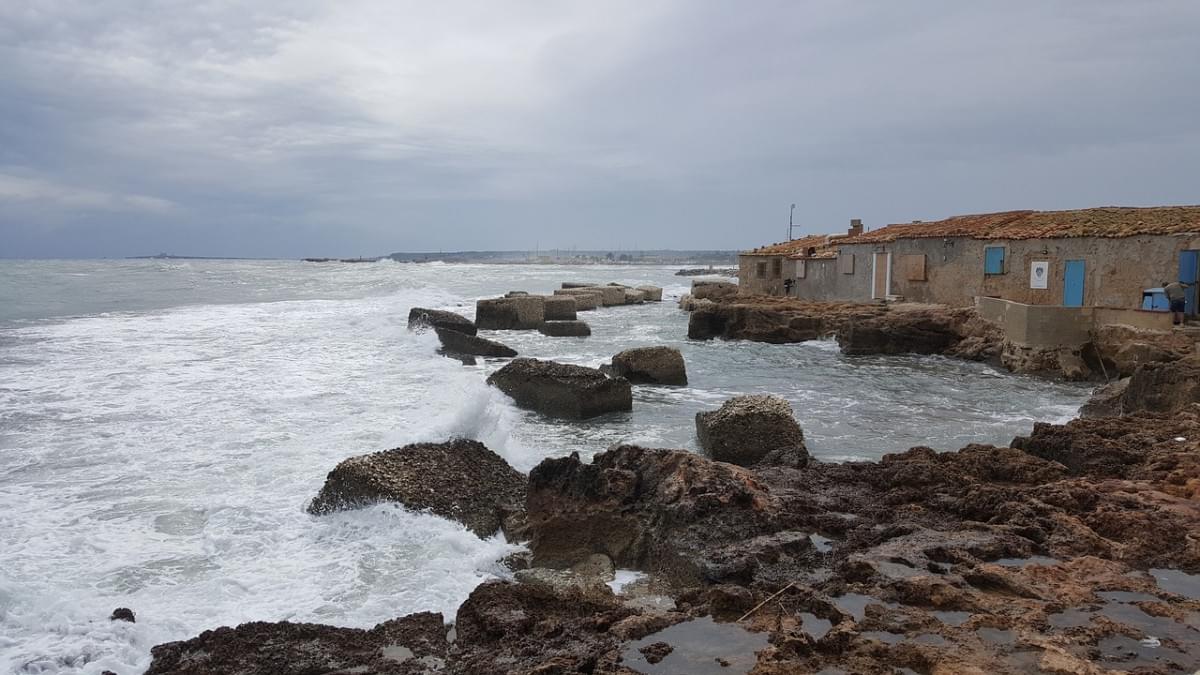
[{"xmin": 1142, "ymin": 288, "xmax": 1169, "ymax": 311}]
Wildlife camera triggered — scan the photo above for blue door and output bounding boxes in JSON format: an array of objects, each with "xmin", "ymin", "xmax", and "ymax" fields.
[
  {"xmin": 1063, "ymin": 260, "xmax": 1085, "ymax": 307},
  {"xmin": 1179, "ymin": 250, "xmax": 1199, "ymax": 315}
]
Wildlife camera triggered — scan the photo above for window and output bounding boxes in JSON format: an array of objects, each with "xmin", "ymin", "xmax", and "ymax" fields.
[
  {"xmin": 902, "ymin": 254, "xmax": 926, "ymax": 281},
  {"xmin": 838, "ymin": 253, "xmax": 854, "ymax": 274},
  {"xmin": 795, "ymin": 259, "xmax": 807, "ymax": 279},
  {"xmin": 756, "ymin": 261, "xmax": 767, "ymax": 279},
  {"xmin": 772, "ymin": 258, "xmax": 782, "ymax": 278},
  {"xmin": 984, "ymin": 246, "xmax": 1006, "ymax": 274}
]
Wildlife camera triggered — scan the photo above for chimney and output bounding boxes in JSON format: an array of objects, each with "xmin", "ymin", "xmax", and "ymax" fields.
[{"xmin": 848, "ymin": 218, "xmax": 863, "ymax": 237}]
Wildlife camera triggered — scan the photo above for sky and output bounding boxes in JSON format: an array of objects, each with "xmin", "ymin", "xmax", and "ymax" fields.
[{"xmin": 1, "ymin": 1, "xmax": 1198, "ymax": 258}]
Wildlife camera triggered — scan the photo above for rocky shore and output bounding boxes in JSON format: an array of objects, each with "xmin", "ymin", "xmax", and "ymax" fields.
[{"xmin": 140, "ymin": 283, "xmax": 1200, "ymax": 675}]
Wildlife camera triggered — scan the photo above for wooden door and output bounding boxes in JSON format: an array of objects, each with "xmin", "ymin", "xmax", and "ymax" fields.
[{"xmin": 873, "ymin": 252, "xmax": 890, "ymax": 299}]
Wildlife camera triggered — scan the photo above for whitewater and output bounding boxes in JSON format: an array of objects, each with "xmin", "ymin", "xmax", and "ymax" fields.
[{"xmin": 0, "ymin": 260, "xmax": 1091, "ymax": 674}]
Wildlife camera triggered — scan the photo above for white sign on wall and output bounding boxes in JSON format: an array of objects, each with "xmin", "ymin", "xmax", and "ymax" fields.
[{"xmin": 1030, "ymin": 261, "xmax": 1049, "ymax": 289}]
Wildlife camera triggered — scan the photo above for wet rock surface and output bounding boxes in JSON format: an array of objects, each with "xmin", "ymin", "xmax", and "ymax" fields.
[
  {"xmin": 695, "ymin": 394, "xmax": 807, "ymax": 467},
  {"xmin": 688, "ymin": 297, "xmax": 885, "ymax": 343},
  {"xmin": 487, "ymin": 357, "xmax": 631, "ymax": 419},
  {"xmin": 434, "ymin": 327, "xmax": 517, "ymax": 358},
  {"xmin": 837, "ymin": 304, "xmax": 1003, "ymax": 361},
  {"xmin": 539, "ymin": 320, "xmax": 592, "ymax": 337},
  {"xmin": 146, "ymin": 611, "xmax": 449, "ymax": 675},
  {"xmin": 408, "ymin": 307, "xmax": 477, "ymax": 336},
  {"xmin": 610, "ymin": 346, "xmax": 688, "ymax": 385},
  {"xmin": 542, "ymin": 295, "xmax": 578, "ymax": 321},
  {"xmin": 475, "ymin": 296, "xmax": 545, "ymax": 330},
  {"xmin": 307, "ymin": 439, "xmax": 526, "ymax": 538}
]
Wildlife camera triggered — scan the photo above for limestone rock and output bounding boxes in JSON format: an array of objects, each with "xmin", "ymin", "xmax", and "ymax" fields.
[
  {"xmin": 695, "ymin": 395, "xmax": 808, "ymax": 467},
  {"xmin": 435, "ymin": 327, "xmax": 517, "ymax": 358},
  {"xmin": 486, "ymin": 358, "xmax": 632, "ymax": 419},
  {"xmin": 1001, "ymin": 342, "xmax": 1092, "ymax": 380},
  {"xmin": 553, "ymin": 289, "xmax": 600, "ymax": 311},
  {"xmin": 408, "ymin": 307, "xmax": 476, "ymax": 336},
  {"xmin": 1115, "ymin": 359, "xmax": 1200, "ymax": 415},
  {"xmin": 538, "ymin": 320, "xmax": 591, "ymax": 337},
  {"xmin": 541, "ymin": 296, "xmax": 577, "ymax": 321},
  {"xmin": 475, "ymin": 296, "xmax": 544, "ymax": 330},
  {"xmin": 691, "ymin": 280, "xmax": 738, "ymax": 301},
  {"xmin": 578, "ymin": 286, "xmax": 626, "ymax": 306},
  {"xmin": 1079, "ymin": 378, "xmax": 1129, "ymax": 418},
  {"xmin": 611, "ymin": 346, "xmax": 687, "ymax": 385},
  {"xmin": 636, "ymin": 285, "xmax": 663, "ymax": 302},
  {"xmin": 307, "ymin": 439, "xmax": 526, "ymax": 538},
  {"xmin": 623, "ymin": 289, "xmax": 646, "ymax": 304}
]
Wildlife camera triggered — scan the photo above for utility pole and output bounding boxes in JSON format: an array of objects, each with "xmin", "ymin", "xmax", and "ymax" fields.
[{"xmin": 788, "ymin": 203, "xmax": 796, "ymax": 241}]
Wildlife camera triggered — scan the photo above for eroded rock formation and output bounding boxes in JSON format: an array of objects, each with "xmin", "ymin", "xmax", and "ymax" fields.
[
  {"xmin": 434, "ymin": 327, "xmax": 517, "ymax": 358},
  {"xmin": 408, "ymin": 308, "xmax": 476, "ymax": 336},
  {"xmin": 610, "ymin": 346, "xmax": 687, "ymax": 385},
  {"xmin": 695, "ymin": 394, "xmax": 807, "ymax": 467},
  {"xmin": 486, "ymin": 358, "xmax": 632, "ymax": 419}
]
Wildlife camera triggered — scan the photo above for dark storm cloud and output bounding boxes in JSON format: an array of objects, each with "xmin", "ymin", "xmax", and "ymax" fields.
[{"xmin": 1, "ymin": 0, "xmax": 1198, "ymax": 258}]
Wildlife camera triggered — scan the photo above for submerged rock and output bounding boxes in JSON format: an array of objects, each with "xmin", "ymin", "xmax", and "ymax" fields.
[
  {"xmin": 695, "ymin": 395, "xmax": 808, "ymax": 467},
  {"xmin": 475, "ymin": 296, "xmax": 544, "ymax": 330},
  {"xmin": 538, "ymin": 320, "xmax": 591, "ymax": 337},
  {"xmin": 486, "ymin": 358, "xmax": 631, "ymax": 419},
  {"xmin": 408, "ymin": 307, "xmax": 476, "ymax": 336},
  {"xmin": 145, "ymin": 612, "xmax": 448, "ymax": 675},
  {"xmin": 610, "ymin": 346, "xmax": 688, "ymax": 385},
  {"xmin": 307, "ymin": 439, "xmax": 526, "ymax": 538},
  {"xmin": 434, "ymin": 327, "xmax": 517, "ymax": 358}
]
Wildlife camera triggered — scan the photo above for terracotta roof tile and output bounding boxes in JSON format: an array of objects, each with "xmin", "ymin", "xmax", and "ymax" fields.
[
  {"xmin": 840, "ymin": 206, "xmax": 1200, "ymax": 244},
  {"xmin": 742, "ymin": 234, "xmax": 838, "ymax": 257}
]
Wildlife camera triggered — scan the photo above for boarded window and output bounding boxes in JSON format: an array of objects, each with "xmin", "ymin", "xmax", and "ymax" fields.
[
  {"xmin": 756, "ymin": 261, "xmax": 767, "ymax": 279},
  {"xmin": 771, "ymin": 258, "xmax": 782, "ymax": 278},
  {"xmin": 901, "ymin": 254, "xmax": 926, "ymax": 281},
  {"xmin": 795, "ymin": 259, "xmax": 806, "ymax": 279},
  {"xmin": 984, "ymin": 246, "xmax": 1006, "ymax": 274},
  {"xmin": 838, "ymin": 253, "xmax": 854, "ymax": 274}
]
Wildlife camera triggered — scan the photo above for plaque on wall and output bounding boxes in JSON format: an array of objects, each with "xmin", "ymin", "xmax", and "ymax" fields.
[{"xmin": 1030, "ymin": 261, "xmax": 1049, "ymax": 289}]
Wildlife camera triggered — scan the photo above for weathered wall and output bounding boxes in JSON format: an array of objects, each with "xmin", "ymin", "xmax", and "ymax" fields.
[
  {"xmin": 737, "ymin": 254, "xmax": 787, "ymax": 295},
  {"xmin": 1092, "ymin": 307, "xmax": 1175, "ymax": 331},
  {"xmin": 788, "ymin": 254, "xmax": 873, "ymax": 302}
]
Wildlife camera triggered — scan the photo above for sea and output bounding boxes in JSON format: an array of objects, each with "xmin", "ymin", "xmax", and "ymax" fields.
[{"xmin": 0, "ymin": 259, "xmax": 1091, "ymax": 674}]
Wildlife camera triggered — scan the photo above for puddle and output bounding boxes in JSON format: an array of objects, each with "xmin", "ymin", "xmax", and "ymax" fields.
[
  {"xmin": 993, "ymin": 556, "xmax": 1060, "ymax": 568},
  {"xmin": 933, "ymin": 610, "xmax": 972, "ymax": 627},
  {"xmin": 1096, "ymin": 635, "xmax": 1176, "ymax": 670},
  {"xmin": 860, "ymin": 630, "xmax": 903, "ymax": 645},
  {"xmin": 1047, "ymin": 609, "xmax": 1092, "ymax": 629},
  {"xmin": 976, "ymin": 627, "xmax": 1014, "ymax": 645},
  {"xmin": 810, "ymin": 534, "xmax": 834, "ymax": 553},
  {"xmin": 621, "ymin": 617, "xmax": 769, "ymax": 675},
  {"xmin": 913, "ymin": 633, "xmax": 949, "ymax": 647},
  {"xmin": 798, "ymin": 612, "xmax": 832, "ymax": 641},
  {"xmin": 1150, "ymin": 568, "xmax": 1200, "ymax": 600},
  {"xmin": 833, "ymin": 593, "xmax": 878, "ymax": 621}
]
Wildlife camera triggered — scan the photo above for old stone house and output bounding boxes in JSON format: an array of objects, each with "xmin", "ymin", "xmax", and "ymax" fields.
[{"xmin": 742, "ymin": 206, "xmax": 1200, "ymax": 315}]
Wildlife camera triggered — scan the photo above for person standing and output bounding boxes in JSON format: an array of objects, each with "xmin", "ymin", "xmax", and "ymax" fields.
[{"xmin": 1163, "ymin": 279, "xmax": 1191, "ymax": 325}]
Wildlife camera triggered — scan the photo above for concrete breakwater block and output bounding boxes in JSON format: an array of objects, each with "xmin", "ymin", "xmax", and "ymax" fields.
[
  {"xmin": 408, "ymin": 307, "xmax": 477, "ymax": 335},
  {"xmin": 542, "ymin": 296, "xmax": 578, "ymax": 321},
  {"xmin": 539, "ymin": 320, "xmax": 591, "ymax": 337},
  {"xmin": 487, "ymin": 358, "xmax": 631, "ymax": 419},
  {"xmin": 636, "ymin": 286, "xmax": 663, "ymax": 302},
  {"xmin": 476, "ymin": 296, "xmax": 544, "ymax": 330},
  {"xmin": 436, "ymin": 327, "xmax": 517, "ymax": 357},
  {"xmin": 611, "ymin": 346, "xmax": 687, "ymax": 385},
  {"xmin": 695, "ymin": 394, "xmax": 808, "ymax": 467},
  {"xmin": 553, "ymin": 289, "xmax": 601, "ymax": 311}
]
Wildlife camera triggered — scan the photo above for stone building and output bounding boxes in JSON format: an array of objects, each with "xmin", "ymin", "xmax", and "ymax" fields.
[{"xmin": 742, "ymin": 206, "xmax": 1200, "ymax": 315}]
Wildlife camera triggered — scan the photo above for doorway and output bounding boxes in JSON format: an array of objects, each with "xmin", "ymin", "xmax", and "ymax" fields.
[
  {"xmin": 1179, "ymin": 250, "xmax": 1199, "ymax": 315},
  {"xmin": 872, "ymin": 252, "xmax": 891, "ymax": 299},
  {"xmin": 1063, "ymin": 260, "xmax": 1085, "ymax": 307}
]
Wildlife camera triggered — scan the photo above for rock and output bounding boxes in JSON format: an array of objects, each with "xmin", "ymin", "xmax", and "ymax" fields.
[
  {"xmin": 636, "ymin": 286, "xmax": 663, "ymax": 302},
  {"xmin": 408, "ymin": 308, "xmax": 476, "ymax": 336},
  {"xmin": 1120, "ymin": 359, "xmax": 1200, "ymax": 415},
  {"xmin": 687, "ymin": 299, "xmax": 884, "ymax": 342},
  {"xmin": 553, "ymin": 289, "xmax": 600, "ymax": 311},
  {"xmin": 691, "ymin": 280, "xmax": 738, "ymax": 301},
  {"xmin": 676, "ymin": 267, "xmax": 738, "ymax": 277},
  {"xmin": 1093, "ymin": 324, "xmax": 1193, "ymax": 377},
  {"xmin": 525, "ymin": 445, "xmax": 782, "ymax": 585},
  {"xmin": 838, "ymin": 305, "xmax": 991, "ymax": 358},
  {"xmin": 678, "ymin": 294, "xmax": 715, "ymax": 312},
  {"xmin": 624, "ymin": 289, "xmax": 646, "ymax": 304},
  {"xmin": 561, "ymin": 282, "xmax": 601, "ymax": 289},
  {"xmin": 110, "ymin": 607, "xmax": 136, "ymax": 623},
  {"xmin": 307, "ymin": 439, "xmax": 526, "ymax": 538},
  {"xmin": 639, "ymin": 642, "xmax": 673, "ymax": 664},
  {"xmin": 504, "ymin": 290, "xmax": 528, "ymax": 297},
  {"xmin": 580, "ymin": 286, "xmax": 627, "ymax": 306},
  {"xmin": 475, "ymin": 296, "xmax": 544, "ymax": 330},
  {"xmin": 695, "ymin": 395, "xmax": 808, "ymax": 467},
  {"xmin": 538, "ymin": 320, "xmax": 591, "ymax": 337},
  {"xmin": 611, "ymin": 346, "xmax": 687, "ymax": 385},
  {"xmin": 1079, "ymin": 378, "xmax": 1129, "ymax": 418},
  {"xmin": 440, "ymin": 351, "xmax": 477, "ymax": 366},
  {"xmin": 542, "ymin": 296, "xmax": 577, "ymax": 321},
  {"xmin": 486, "ymin": 358, "xmax": 632, "ymax": 419},
  {"xmin": 1001, "ymin": 342, "xmax": 1091, "ymax": 380},
  {"xmin": 145, "ymin": 612, "xmax": 447, "ymax": 675},
  {"xmin": 513, "ymin": 567, "xmax": 614, "ymax": 603},
  {"xmin": 435, "ymin": 327, "xmax": 517, "ymax": 358}
]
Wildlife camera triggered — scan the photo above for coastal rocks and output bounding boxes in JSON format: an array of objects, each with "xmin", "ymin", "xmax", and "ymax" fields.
[
  {"xmin": 538, "ymin": 320, "xmax": 591, "ymax": 337},
  {"xmin": 695, "ymin": 395, "xmax": 808, "ymax": 467},
  {"xmin": 486, "ymin": 358, "xmax": 632, "ymax": 419},
  {"xmin": 307, "ymin": 439, "xmax": 525, "ymax": 538},
  {"xmin": 588, "ymin": 286, "xmax": 627, "ymax": 306},
  {"xmin": 110, "ymin": 607, "xmax": 135, "ymax": 623},
  {"xmin": 1079, "ymin": 377, "xmax": 1129, "ymax": 417},
  {"xmin": 1092, "ymin": 324, "xmax": 1194, "ymax": 377},
  {"xmin": 475, "ymin": 296, "xmax": 544, "ymax": 330},
  {"xmin": 690, "ymin": 280, "xmax": 738, "ymax": 301},
  {"xmin": 837, "ymin": 305, "xmax": 1002, "ymax": 360},
  {"xmin": 610, "ymin": 346, "xmax": 687, "ymax": 385},
  {"xmin": 1117, "ymin": 358, "xmax": 1200, "ymax": 415},
  {"xmin": 677, "ymin": 294, "xmax": 713, "ymax": 312},
  {"xmin": 676, "ymin": 267, "xmax": 737, "ymax": 277},
  {"xmin": 542, "ymin": 295, "xmax": 577, "ymax": 321},
  {"xmin": 553, "ymin": 289, "xmax": 600, "ymax": 311},
  {"xmin": 636, "ymin": 286, "xmax": 663, "ymax": 302},
  {"xmin": 434, "ymin": 327, "xmax": 517, "ymax": 358},
  {"xmin": 1000, "ymin": 341, "xmax": 1091, "ymax": 380},
  {"xmin": 145, "ymin": 612, "xmax": 448, "ymax": 675},
  {"xmin": 525, "ymin": 444, "xmax": 783, "ymax": 585},
  {"xmin": 408, "ymin": 307, "xmax": 476, "ymax": 336},
  {"xmin": 623, "ymin": 289, "xmax": 646, "ymax": 304},
  {"xmin": 688, "ymin": 298, "xmax": 885, "ymax": 343}
]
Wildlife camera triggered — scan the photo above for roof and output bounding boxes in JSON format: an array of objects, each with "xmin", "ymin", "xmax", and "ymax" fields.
[
  {"xmin": 741, "ymin": 234, "xmax": 838, "ymax": 257},
  {"xmin": 839, "ymin": 206, "xmax": 1200, "ymax": 244}
]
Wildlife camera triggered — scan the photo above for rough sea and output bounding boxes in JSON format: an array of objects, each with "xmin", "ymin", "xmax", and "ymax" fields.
[{"xmin": 0, "ymin": 259, "xmax": 1092, "ymax": 674}]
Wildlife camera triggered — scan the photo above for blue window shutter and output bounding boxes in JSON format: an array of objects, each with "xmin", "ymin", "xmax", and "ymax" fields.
[{"xmin": 984, "ymin": 247, "xmax": 1005, "ymax": 274}]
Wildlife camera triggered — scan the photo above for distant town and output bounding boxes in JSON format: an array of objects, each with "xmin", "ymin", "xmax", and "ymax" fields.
[{"xmin": 133, "ymin": 250, "xmax": 739, "ymax": 265}]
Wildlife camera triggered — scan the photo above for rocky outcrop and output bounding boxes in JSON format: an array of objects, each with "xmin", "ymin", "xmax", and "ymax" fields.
[
  {"xmin": 541, "ymin": 296, "xmax": 577, "ymax": 321},
  {"xmin": 486, "ymin": 358, "xmax": 632, "ymax": 419},
  {"xmin": 561, "ymin": 282, "xmax": 600, "ymax": 289},
  {"xmin": 1092, "ymin": 324, "xmax": 1195, "ymax": 377},
  {"xmin": 526, "ymin": 445, "xmax": 787, "ymax": 585},
  {"xmin": 307, "ymin": 439, "xmax": 525, "ymax": 538},
  {"xmin": 690, "ymin": 280, "xmax": 738, "ymax": 301},
  {"xmin": 587, "ymin": 286, "xmax": 627, "ymax": 306},
  {"xmin": 475, "ymin": 296, "xmax": 544, "ymax": 330},
  {"xmin": 1000, "ymin": 341, "xmax": 1090, "ymax": 380},
  {"xmin": 688, "ymin": 298, "xmax": 886, "ymax": 342},
  {"xmin": 146, "ymin": 612, "xmax": 448, "ymax": 675},
  {"xmin": 408, "ymin": 308, "xmax": 476, "ymax": 336},
  {"xmin": 636, "ymin": 286, "xmax": 663, "ymax": 302},
  {"xmin": 677, "ymin": 294, "xmax": 713, "ymax": 312},
  {"xmin": 1081, "ymin": 358, "xmax": 1200, "ymax": 417},
  {"xmin": 676, "ymin": 267, "xmax": 737, "ymax": 277},
  {"xmin": 1079, "ymin": 377, "xmax": 1129, "ymax": 417},
  {"xmin": 837, "ymin": 305, "xmax": 1003, "ymax": 361},
  {"xmin": 538, "ymin": 320, "xmax": 591, "ymax": 337},
  {"xmin": 695, "ymin": 395, "xmax": 808, "ymax": 467},
  {"xmin": 435, "ymin": 327, "xmax": 517, "ymax": 358},
  {"xmin": 610, "ymin": 346, "xmax": 687, "ymax": 385}
]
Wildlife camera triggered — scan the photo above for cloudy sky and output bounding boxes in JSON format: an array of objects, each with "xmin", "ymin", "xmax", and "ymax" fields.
[{"xmin": 2, "ymin": 1, "xmax": 1198, "ymax": 258}]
